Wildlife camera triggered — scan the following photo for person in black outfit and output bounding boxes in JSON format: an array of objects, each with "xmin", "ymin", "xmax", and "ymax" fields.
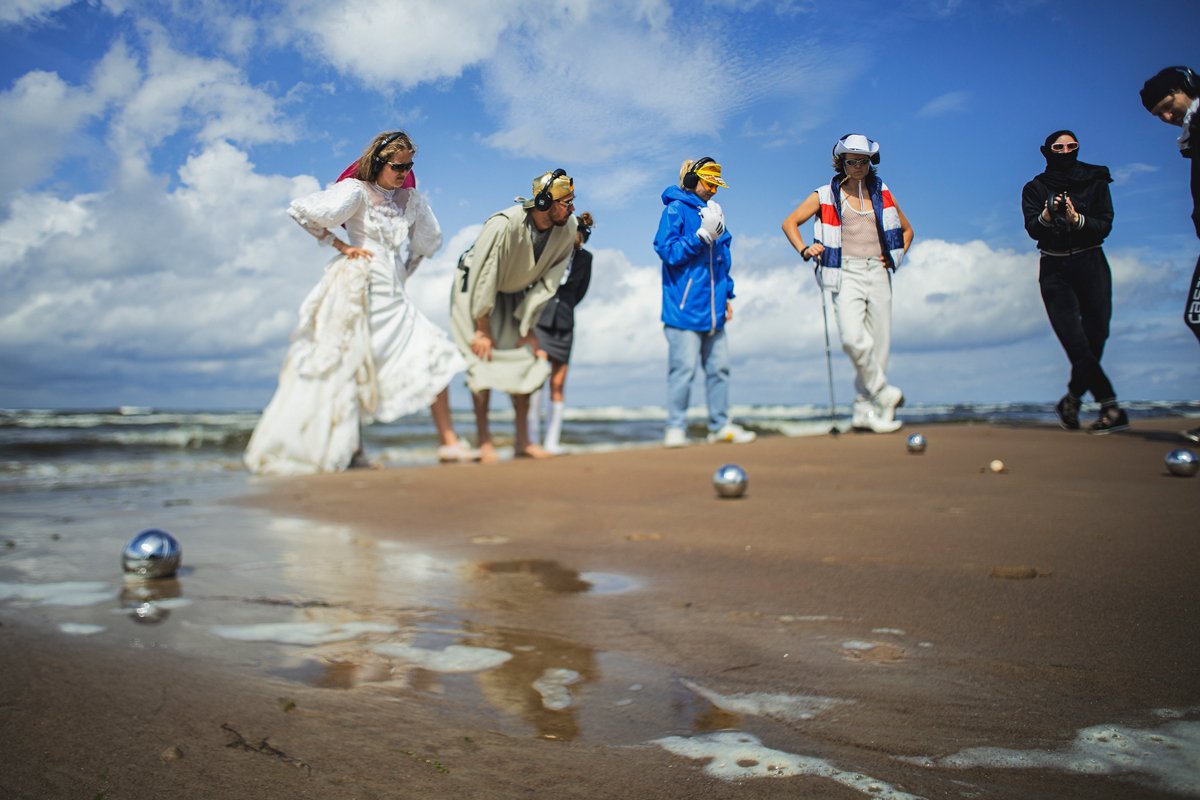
[
  {"xmin": 528, "ymin": 212, "xmax": 594, "ymax": 453},
  {"xmin": 1140, "ymin": 66, "xmax": 1200, "ymax": 443},
  {"xmin": 1022, "ymin": 130, "xmax": 1129, "ymax": 434}
]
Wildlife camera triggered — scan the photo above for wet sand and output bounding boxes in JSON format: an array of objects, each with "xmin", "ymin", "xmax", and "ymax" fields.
[{"xmin": 2, "ymin": 419, "xmax": 1199, "ymax": 799}]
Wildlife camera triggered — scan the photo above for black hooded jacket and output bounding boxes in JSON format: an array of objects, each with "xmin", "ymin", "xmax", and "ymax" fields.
[{"xmin": 1021, "ymin": 134, "xmax": 1114, "ymax": 254}]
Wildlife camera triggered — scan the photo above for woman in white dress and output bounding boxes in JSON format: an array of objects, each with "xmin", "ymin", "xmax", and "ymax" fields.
[{"xmin": 245, "ymin": 130, "xmax": 474, "ymax": 475}]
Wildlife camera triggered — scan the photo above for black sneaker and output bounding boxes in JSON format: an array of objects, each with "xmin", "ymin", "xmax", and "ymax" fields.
[
  {"xmin": 1055, "ymin": 394, "xmax": 1081, "ymax": 430},
  {"xmin": 1088, "ymin": 406, "xmax": 1130, "ymax": 435}
]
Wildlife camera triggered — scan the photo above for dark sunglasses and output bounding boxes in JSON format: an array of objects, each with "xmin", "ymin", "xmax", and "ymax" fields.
[{"xmin": 386, "ymin": 160, "xmax": 414, "ymax": 172}]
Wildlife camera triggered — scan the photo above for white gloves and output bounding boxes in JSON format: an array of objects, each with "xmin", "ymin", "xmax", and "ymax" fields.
[{"xmin": 697, "ymin": 200, "xmax": 725, "ymax": 244}]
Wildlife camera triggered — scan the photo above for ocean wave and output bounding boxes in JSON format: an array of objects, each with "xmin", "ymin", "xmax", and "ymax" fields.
[
  {"xmin": 0, "ymin": 427, "xmax": 253, "ymax": 455},
  {"xmin": 0, "ymin": 455, "xmax": 246, "ymax": 492},
  {"xmin": 0, "ymin": 408, "xmax": 261, "ymax": 430},
  {"xmin": 2, "ymin": 401, "xmax": 1197, "ymax": 492}
]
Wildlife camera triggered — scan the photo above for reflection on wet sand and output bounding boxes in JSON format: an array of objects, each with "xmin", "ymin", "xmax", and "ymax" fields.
[
  {"xmin": 469, "ymin": 559, "xmax": 593, "ymax": 594},
  {"xmin": 468, "ymin": 626, "xmax": 598, "ymax": 741},
  {"xmin": 119, "ymin": 576, "xmax": 182, "ymax": 624}
]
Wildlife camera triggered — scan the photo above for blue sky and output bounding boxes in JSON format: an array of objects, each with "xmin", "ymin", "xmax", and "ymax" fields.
[{"xmin": 1, "ymin": 0, "xmax": 1197, "ymax": 412}]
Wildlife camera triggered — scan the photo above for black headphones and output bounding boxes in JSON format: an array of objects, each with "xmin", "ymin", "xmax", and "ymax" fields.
[
  {"xmin": 834, "ymin": 134, "xmax": 880, "ymax": 166},
  {"xmin": 534, "ymin": 168, "xmax": 568, "ymax": 211},
  {"xmin": 369, "ymin": 131, "xmax": 404, "ymax": 176},
  {"xmin": 1168, "ymin": 65, "xmax": 1200, "ymax": 96},
  {"xmin": 682, "ymin": 156, "xmax": 715, "ymax": 190}
]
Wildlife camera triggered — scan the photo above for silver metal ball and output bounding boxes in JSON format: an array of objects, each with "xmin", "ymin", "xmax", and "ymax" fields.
[
  {"xmin": 1165, "ymin": 448, "xmax": 1199, "ymax": 478},
  {"xmin": 906, "ymin": 433, "xmax": 927, "ymax": 454},
  {"xmin": 712, "ymin": 464, "xmax": 748, "ymax": 498},
  {"xmin": 121, "ymin": 528, "xmax": 182, "ymax": 579}
]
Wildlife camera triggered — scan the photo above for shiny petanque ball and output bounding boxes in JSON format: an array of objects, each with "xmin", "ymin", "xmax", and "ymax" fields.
[
  {"xmin": 121, "ymin": 529, "xmax": 182, "ymax": 579},
  {"xmin": 906, "ymin": 433, "xmax": 927, "ymax": 454},
  {"xmin": 712, "ymin": 464, "xmax": 748, "ymax": 498},
  {"xmin": 1165, "ymin": 448, "xmax": 1199, "ymax": 478}
]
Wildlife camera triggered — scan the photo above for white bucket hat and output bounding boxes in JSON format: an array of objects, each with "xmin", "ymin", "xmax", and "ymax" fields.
[{"xmin": 833, "ymin": 133, "xmax": 880, "ymax": 160}]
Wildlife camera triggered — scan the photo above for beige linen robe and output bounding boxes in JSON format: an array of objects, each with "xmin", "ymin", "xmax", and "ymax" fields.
[{"xmin": 451, "ymin": 205, "xmax": 577, "ymax": 393}]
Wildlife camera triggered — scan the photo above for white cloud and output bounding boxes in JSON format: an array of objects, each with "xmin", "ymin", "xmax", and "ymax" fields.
[
  {"xmin": 108, "ymin": 23, "xmax": 293, "ymax": 159},
  {"xmin": 0, "ymin": 0, "xmax": 75, "ymax": 25},
  {"xmin": 280, "ymin": 0, "xmax": 514, "ymax": 89},
  {"xmin": 0, "ymin": 61, "xmax": 112, "ymax": 198},
  {"xmin": 1110, "ymin": 162, "xmax": 1158, "ymax": 186},
  {"xmin": 271, "ymin": 0, "xmax": 813, "ymax": 165},
  {"xmin": 480, "ymin": 3, "xmax": 807, "ymax": 163},
  {"xmin": 0, "ymin": 191, "xmax": 101, "ymax": 269},
  {"xmin": 892, "ymin": 239, "xmax": 1044, "ymax": 348},
  {"xmin": 916, "ymin": 90, "xmax": 970, "ymax": 118},
  {"xmin": 0, "ymin": 139, "xmax": 317, "ymax": 397}
]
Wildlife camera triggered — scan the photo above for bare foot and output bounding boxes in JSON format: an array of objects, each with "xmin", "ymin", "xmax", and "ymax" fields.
[
  {"xmin": 477, "ymin": 443, "xmax": 500, "ymax": 465},
  {"xmin": 515, "ymin": 443, "xmax": 554, "ymax": 459}
]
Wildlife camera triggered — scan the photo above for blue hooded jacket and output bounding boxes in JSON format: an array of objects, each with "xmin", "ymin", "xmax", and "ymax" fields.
[{"xmin": 653, "ymin": 185, "xmax": 734, "ymax": 332}]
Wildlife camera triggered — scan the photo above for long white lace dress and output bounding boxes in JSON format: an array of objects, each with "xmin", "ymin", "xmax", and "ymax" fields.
[{"xmin": 244, "ymin": 179, "xmax": 465, "ymax": 476}]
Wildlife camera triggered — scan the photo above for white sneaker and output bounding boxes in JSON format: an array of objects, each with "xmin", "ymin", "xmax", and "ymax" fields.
[
  {"xmin": 866, "ymin": 414, "xmax": 903, "ymax": 434},
  {"xmin": 437, "ymin": 441, "xmax": 480, "ymax": 463},
  {"xmin": 851, "ymin": 398, "xmax": 873, "ymax": 430},
  {"xmin": 707, "ymin": 423, "xmax": 757, "ymax": 444},
  {"xmin": 663, "ymin": 428, "xmax": 688, "ymax": 448},
  {"xmin": 874, "ymin": 385, "xmax": 904, "ymax": 423}
]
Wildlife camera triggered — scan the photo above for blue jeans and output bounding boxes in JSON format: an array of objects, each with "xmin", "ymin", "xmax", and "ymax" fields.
[{"xmin": 664, "ymin": 325, "xmax": 729, "ymax": 432}]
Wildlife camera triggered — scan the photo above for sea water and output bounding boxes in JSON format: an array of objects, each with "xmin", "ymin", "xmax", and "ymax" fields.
[{"xmin": 4, "ymin": 400, "xmax": 1197, "ymax": 492}]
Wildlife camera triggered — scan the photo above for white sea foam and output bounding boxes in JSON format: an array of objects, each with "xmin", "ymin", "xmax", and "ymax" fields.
[
  {"xmin": 908, "ymin": 719, "xmax": 1200, "ymax": 796},
  {"xmin": 59, "ymin": 622, "xmax": 105, "ymax": 635},
  {"xmin": 371, "ymin": 643, "xmax": 512, "ymax": 673},
  {"xmin": 654, "ymin": 731, "xmax": 923, "ymax": 797},
  {"xmin": 841, "ymin": 640, "xmax": 878, "ymax": 651},
  {"xmin": 683, "ymin": 680, "xmax": 851, "ymax": 723},
  {"xmin": 532, "ymin": 668, "xmax": 581, "ymax": 710},
  {"xmin": 872, "ymin": 628, "xmax": 906, "ymax": 636},
  {"xmin": 209, "ymin": 621, "xmax": 398, "ymax": 645},
  {"xmin": 0, "ymin": 580, "xmax": 114, "ymax": 606}
]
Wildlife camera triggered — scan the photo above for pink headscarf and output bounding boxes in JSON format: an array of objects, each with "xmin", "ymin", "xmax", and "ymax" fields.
[{"xmin": 336, "ymin": 161, "xmax": 416, "ymax": 188}]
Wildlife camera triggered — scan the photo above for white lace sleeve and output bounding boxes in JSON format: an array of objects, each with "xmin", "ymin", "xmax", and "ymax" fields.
[
  {"xmin": 287, "ymin": 180, "xmax": 364, "ymax": 244},
  {"xmin": 407, "ymin": 190, "xmax": 444, "ymax": 259}
]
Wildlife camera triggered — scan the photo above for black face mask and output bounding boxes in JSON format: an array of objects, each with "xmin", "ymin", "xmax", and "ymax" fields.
[
  {"xmin": 1043, "ymin": 149, "xmax": 1079, "ymax": 172},
  {"xmin": 1040, "ymin": 128, "xmax": 1079, "ymax": 172}
]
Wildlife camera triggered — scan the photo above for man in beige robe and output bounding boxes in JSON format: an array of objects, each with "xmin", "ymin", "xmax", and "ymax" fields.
[{"xmin": 451, "ymin": 170, "xmax": 578, "ymax": 463}]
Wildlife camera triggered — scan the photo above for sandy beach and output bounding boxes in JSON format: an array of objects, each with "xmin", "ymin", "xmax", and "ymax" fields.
[{"xmin": 2, "ymin": 418, "xmax": 1198, "ymax": 799}]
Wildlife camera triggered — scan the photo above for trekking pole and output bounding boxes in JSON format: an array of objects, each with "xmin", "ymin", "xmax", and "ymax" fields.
[
  {"xmin": 818, "ymin": 285, "xmax": 839, "ymax": 436},
  {"xmin": 805, "ymin": 248, "xmax": 839, "ymax": 436}
]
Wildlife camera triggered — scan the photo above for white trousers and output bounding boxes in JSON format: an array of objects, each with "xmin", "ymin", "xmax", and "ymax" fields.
[{"xmin": 832, "ymin": 256, "xmax": 892, "ymax": 401}]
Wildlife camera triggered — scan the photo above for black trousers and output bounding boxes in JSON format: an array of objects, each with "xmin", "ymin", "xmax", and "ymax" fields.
[
  {"xmin": 1039, "ymin": 248, "xmax": 1116, "ymax": 403},
  {"xmin": 1186, "ymin": 252, "xmax": 1200, "ymax": 345}
]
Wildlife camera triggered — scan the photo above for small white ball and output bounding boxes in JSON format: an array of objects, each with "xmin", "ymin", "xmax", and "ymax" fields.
[{"xmin": 989, "ymin": 459, "xmax": 1005, "ymax": 473}]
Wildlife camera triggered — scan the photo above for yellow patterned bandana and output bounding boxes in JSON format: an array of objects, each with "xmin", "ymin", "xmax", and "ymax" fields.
[
  {"xmin": 534, "ymin": 171, "xmax": 574, "ymax": 200},
  {"xmin": 525, "ymin": 170, "xmax": 576, "ymax": 208},
  {"xmin": 694, "ymin": 161, "xmax": 728, "ymax": 188}
]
